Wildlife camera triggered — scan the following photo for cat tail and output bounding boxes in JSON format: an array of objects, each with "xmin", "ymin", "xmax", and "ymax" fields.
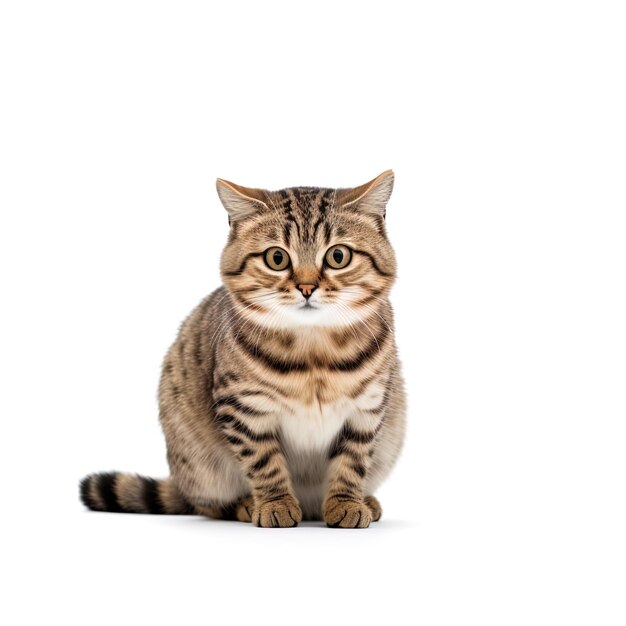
[{"xmin": 79, "ymin": 472, "xmax": 195, "ymax": 514}]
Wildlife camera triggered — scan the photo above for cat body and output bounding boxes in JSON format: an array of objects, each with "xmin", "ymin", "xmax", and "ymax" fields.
[{"xmin": 81, "ymin": 171, "xmax": 406, "ymax": 528}]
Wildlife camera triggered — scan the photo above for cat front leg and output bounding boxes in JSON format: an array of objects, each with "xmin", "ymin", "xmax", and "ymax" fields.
[
  {"xmin": 323, "ymin": 416, "xmax": 383, "ymax": 529},
  {"xmin": 215, "ymin": 409, "xmax": 302, "ymax": 527}
]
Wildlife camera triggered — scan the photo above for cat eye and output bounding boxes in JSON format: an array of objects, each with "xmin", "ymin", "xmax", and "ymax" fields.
[
  {"xmin": 264, "ymin": 247, "xmax": 291, "ymax": 271},
  {"xmin": 325, "ymin": 244, "xmax": 352, "ymax": 269}
]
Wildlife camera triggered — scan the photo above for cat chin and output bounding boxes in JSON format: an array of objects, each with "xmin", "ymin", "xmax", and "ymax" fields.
[{"xmin": 242, "ymin": 304, "xmax": 366, "ymax": 330}]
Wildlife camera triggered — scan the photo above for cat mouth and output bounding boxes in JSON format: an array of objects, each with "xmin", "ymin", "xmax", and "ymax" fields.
[{"xmin": 299, "ymin": 303, "xmax": 317, "ymax": 310}]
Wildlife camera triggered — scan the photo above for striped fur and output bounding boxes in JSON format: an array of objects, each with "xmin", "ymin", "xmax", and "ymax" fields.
[{"xmin": 80, "ymin": 171, "xmax": 406, "ymax": 528}]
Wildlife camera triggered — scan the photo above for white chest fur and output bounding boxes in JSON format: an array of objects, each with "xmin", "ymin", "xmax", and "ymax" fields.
[
  {"xmin": 279, "ymin": 398, "xmax": 351, "ymax": 452},
  {"xmin": 278, "ymin": 378, "xmax": 386, "ymax": 452}
]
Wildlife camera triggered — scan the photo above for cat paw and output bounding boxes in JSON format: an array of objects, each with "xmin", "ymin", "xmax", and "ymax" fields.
[
  {"xmin": 364, "ymin": 495, "xmax": 382, "ymax": 522},
  {"xmin": 252, "ymin": 495, "xmax": 302, "ymax": 528},
  {"xmin": 323, "ymin": 497, "xmax": 372, "ymax": 529},
  {"xmin": 234, "ymin": 496, "xmax": 254, "ymax": 523}
]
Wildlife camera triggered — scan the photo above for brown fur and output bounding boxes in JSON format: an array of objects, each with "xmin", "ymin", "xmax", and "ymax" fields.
[{"xmin": 80, "ymin": 171, "xmax": 406, "ymax": 528}]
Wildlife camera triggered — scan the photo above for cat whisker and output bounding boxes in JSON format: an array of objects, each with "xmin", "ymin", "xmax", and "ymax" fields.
[
  {"xmin": 334, "ymin": 301, "xmax": 381, "ymax": 352},
  {"xmin": 336, "ymin": 289, "xmax": 395, "ymax": 336}
]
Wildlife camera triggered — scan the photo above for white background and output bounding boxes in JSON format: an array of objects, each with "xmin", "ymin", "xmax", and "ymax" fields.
[{"xmin": 1, "ymin": 1, "xmax": 625, "ymax": 624}]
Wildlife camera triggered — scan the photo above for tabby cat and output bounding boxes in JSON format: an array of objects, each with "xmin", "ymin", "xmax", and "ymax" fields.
[{"xmin": 80, "ymin": 170, "xmax": 406, "ymax": 528}]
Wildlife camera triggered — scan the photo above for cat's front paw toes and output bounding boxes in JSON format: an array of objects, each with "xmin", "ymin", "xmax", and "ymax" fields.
[
  {"xmin": 252, "ymin": 495, "xmax": 302, "ymax": 528},
  {"xmin": 234, "ymin": 496, "xmax": 254, "ymax": 523},
  {"xmin": 364, "ymin": 495, "xmax": 382, "ymax": 522},
  {"xmin": 323, "ymin": 497, "xmax": 372, "ymax": 529}
]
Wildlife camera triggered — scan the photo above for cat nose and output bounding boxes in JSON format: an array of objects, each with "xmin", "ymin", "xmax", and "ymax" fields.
[{"xmin": 297, "ymin": 283, "xmax": 318, "ymax": 299}]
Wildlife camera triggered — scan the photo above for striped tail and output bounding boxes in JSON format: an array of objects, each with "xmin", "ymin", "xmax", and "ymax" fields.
[{"xmin": 79, "ymin": 472, "xmax": 195, "ymax": 515}]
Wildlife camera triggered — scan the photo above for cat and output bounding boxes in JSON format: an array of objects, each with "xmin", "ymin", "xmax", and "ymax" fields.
[{"xmin": 80, "ymin": 170, "xmax": 406, "ymax": 528}]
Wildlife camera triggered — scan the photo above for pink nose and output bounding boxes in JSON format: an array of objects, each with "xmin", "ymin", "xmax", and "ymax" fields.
[{"xmin": 297, "ymin": 284, "xmax": 317, "ymax": 299}]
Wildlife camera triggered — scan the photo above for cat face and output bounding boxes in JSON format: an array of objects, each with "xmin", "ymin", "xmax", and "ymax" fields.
[{"xmin": 218, "ymin": 171, "xmax": 396, "ymax": 329}]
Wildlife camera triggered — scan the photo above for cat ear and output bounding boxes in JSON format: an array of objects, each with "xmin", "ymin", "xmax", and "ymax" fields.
[
  {"xmin": 216, "ymin": 178, "xmax": 270, "ymax": 222},
  {"xmin": 337, "ymin": 170, "xmax": 394, "ymax": 217}
]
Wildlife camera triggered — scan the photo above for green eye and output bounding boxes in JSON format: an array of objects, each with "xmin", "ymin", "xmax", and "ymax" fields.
[
  {"xmin": 264, "ymin": 247, "xmax": 290, "ymax": 271},
  {"xmin": 325, "ymin": 244, "xmax": 352, "ymax": 269}
]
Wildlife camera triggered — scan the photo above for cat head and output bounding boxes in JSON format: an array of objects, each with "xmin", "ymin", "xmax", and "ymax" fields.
[{"xmin": 217, "ymin": 171, "xmax": 396, "ymax": 329}]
